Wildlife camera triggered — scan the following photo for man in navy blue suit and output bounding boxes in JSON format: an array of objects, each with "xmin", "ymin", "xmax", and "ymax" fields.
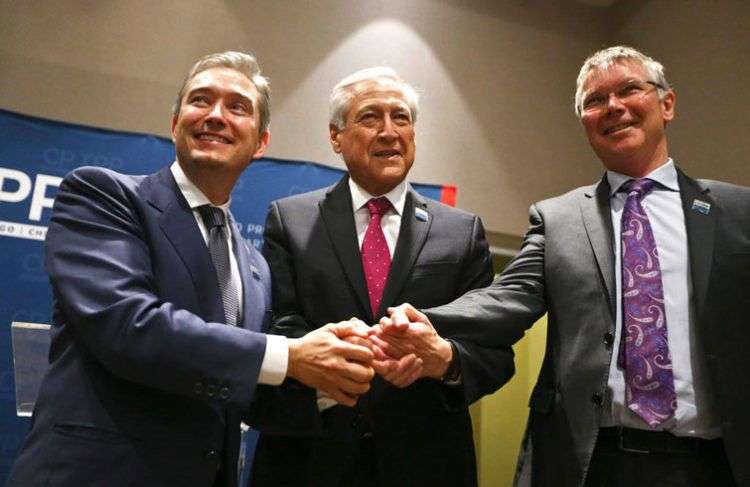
[{"xmin": 7, "ymin": 51, "xmax": 375, "ymax": 487}]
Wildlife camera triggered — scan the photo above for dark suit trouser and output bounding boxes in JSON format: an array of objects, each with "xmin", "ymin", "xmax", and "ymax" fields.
[{"xmin": 584, "ymin": 428, "xmax": 736, "ymax": 487}]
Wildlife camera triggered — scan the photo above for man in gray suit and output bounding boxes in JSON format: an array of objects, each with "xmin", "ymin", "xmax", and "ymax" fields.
[
  {"xmin": 250, "ymin": 67, "xmax": 514, "ymax": 486},
  {"xmin": 382, "ymin": 46, "xmax": 749, "ymax": 486}
]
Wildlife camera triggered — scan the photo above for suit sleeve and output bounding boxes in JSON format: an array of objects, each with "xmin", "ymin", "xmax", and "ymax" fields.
[
  {"xmin": 45, "ymin": 167, "xmax": 266, "ymax": 410},
  {"xmin": 249, "ymin": 200, "xmax": 321, "ymax": 434},
  {"xmin": 261, "ymin": 201, "xmax": 315, "ymax": 338},
  {"xmin": 429, "ymin": 206, "xmax": 548, "ymax": 403}
]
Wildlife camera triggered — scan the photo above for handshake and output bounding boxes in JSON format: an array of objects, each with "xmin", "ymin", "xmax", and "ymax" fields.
[{"xmin": 285, "ymin": 304, "xmax": 452, "ymax": 407}]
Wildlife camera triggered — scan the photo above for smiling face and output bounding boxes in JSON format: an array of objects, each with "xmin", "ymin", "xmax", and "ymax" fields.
[
  {"xmin": 330, "ymin": 78, "xmax": 416, "ymax": 196},
  {"xmin": 171, "ymin": 67, "xmax": 269, "ymax": 184},
  {"xmin": 580, "ymin": 60, "xmax": 675, "ymax": 177}
]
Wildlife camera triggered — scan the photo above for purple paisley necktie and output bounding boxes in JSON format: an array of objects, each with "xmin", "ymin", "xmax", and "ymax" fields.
[
  {"xmin": 361, "ymin": 197, "xmax": 392, "ymax": 317},
  {"xmin": 618, "ymin": 178, "xmax": 676, "ymax": 428}
]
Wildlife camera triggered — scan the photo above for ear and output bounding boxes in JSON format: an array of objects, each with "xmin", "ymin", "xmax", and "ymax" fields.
[
  {"xmin": 252, "ymin": 129, "xmax": 271, "ymax": 159},
  {"xmin": 170, "ymin": 116, "xmax": 178, "ymax": 142},
  {"xmin": 661, "ymin": 89, "xmax": 676, "ymax": 125},
  {"xmin": 329, "ymin": 123, "xmax": 342, "ymax": 153}
]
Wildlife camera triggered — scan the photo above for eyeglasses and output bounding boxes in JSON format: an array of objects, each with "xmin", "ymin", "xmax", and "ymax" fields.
[{"xmin": 581, "ymin": 80, "xmax": 664, "ymax": 113}]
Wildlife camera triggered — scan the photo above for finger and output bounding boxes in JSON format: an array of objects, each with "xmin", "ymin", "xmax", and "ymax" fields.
[
  {"xmin": 371, "ymin": 344, "xmax": 390, "ymax": 361},
  {"xmin": 384, "ymin": 354, "xmax": 417, "ymax": 387},
  {"xmin": 327, "ymin": 388, "xmax": 358, "ymax": 407},
  {"xmin": 339, "ymin": 376, "xmax": 372, "ymax": 396},
  {"xmin": 346, "ymin": 318, "xmax": 370, "ymax": 333},
  {"xmin": 387, "ymin": 303, "xmax": 431, "ymax": 329},
  {"xmin": 381, "ymin": 313, "xmax": 409, "ymax": 333},
  {"xmin": 327, "ymin": 321, "xmax": 370, "ymax": 340},
  {"xmin": 342, "ymin": 335, "xmax": 372, "ymax": 350},
  {"xmin": 368, "ymin": 334, "xmax": 404, "ymax": 359},
  {"xmin": 394, "ymin": 359, "xmax": 424, "ymax": 388},
  {"xmin": 338, "ymin": 341, "xmax": 375, "ymax": 364},
  {"xmin": 340, "ymin": 360, "xmax": 376, "ymax": 383},
  {"xmin": 372, "ymin": 358, "xmax": 396, "ymax": 376}
]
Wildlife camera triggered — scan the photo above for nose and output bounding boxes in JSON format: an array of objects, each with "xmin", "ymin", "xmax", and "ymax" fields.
[
  {"xmin": 204, "ymin": 102, "xmax": 226, "ymax": 128},
  {"xmin": 377, "ymin": 115, "xmax": 398, "ymax": 140},
  {"xmin": 604, "ymin": 92, "xmax": 626, "ymax": 114}
]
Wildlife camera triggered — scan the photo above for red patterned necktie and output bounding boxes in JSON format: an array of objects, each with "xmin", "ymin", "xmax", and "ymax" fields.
[
  {"xmin": 361, "ymin": 197, "xmax": 392, "ymax": 317},
  {"xmin": 619, "ymin": 178, "xmax": 676, "ymax": 427}
]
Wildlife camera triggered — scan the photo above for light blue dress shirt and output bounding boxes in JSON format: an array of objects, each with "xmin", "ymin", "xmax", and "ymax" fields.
[{"xmin": 603, "ymin": 159, "xmax": 720, "ymax": 439}]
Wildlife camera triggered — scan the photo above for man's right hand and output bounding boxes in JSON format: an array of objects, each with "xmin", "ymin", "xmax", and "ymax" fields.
[{"xmin": 286, "ymin": 320, "xmax": 375, "ymax": 407}]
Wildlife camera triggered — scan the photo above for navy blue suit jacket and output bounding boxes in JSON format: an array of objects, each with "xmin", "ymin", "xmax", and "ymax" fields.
[{"xmin": 8, "ymin": 165, "xmax": 271, "ymax": 487}]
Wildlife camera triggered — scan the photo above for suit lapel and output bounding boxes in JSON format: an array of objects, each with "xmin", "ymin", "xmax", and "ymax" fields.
[
  {"xmin": 320, "ymin": 177, "xmax": 371, "ymax": 318},
  {"xmin": 379, "ymin": 188, "xmax": 431, "ymax": 318},
  {"xmin": 229, "ymin": 214, "xmax": 262, "ymax": 331},
  {"xmin": 580, "ymin": 176, "xmax": 616, "ymax": 319},
  {"xmin": 148, "ymin": 167, "xmax": 224, "ymax": 323},
  {"xmin": 677, "ymin": 168, "xmax": 715, "ymax": 320}
]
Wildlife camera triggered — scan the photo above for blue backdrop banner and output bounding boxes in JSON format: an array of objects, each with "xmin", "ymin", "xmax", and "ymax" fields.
[{"xmin": 0, "ymin": 108, "xmax": 446, "ymax": 482}]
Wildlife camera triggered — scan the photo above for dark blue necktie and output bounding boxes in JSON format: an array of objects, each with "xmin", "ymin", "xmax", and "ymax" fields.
[{"xmin": 197, "ymin": 205, "xmax": 239, "ymax": 326}]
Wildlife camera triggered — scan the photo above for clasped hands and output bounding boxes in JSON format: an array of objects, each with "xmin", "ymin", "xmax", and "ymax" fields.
[{"xmin": 286, "ymin": 304, "xmax": 451, "ymax": 406}]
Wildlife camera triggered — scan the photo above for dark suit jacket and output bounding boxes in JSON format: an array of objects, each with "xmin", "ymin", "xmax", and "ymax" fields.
[
  {"xmin": 8, "ymin": 166, "xmax": 272, "ymax": 487},
  {"xmin": 426, "ymin": 168, "xmax": 750, "ymax": 486},
  {"xmin": 250, "ymin": 176, "xmax": 514, "ymax": 487}
]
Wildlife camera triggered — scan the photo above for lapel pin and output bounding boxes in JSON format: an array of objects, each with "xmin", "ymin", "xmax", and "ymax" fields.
[
  {"xmin": 414, "ymin": 207, "xmax": 428, "ymax": 222},
  {"xmin": 691, "ymin": 199, "xmax": 711, "ymax": 215}
]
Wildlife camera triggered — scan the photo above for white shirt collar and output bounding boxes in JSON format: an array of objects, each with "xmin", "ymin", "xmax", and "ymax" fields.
[
  {"xmin": 170, "ymin": 161, "xmax": 231, "ymax": 212},
  {"xmin": 348, "ymin": 177, "xmax": 407, "ymax": 216},
  {"xmin": 606, "ymin": 158, "xmax": 680, "ymax": 196}
]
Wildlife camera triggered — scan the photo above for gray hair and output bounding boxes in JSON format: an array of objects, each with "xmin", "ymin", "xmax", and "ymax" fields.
[
  {"xmin": 574, "ymin": 45, "xmax": 670, "ymax": 118},
  {"xmin": 329, "ymin": 67, "xmax": 419, "ymax": 130},
  {"xmin": 172, "ymin": 51, "xmax": 271, "ymax": 134}
]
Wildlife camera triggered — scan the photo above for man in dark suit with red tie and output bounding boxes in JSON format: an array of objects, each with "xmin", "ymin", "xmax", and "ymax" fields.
[
  {"xmin": 250, "ymin": 67, "xmax": 514, "ymax": 486},
  {"xmin": 385, "ymin": 46, "xmax": 750, "ymax": 486}
]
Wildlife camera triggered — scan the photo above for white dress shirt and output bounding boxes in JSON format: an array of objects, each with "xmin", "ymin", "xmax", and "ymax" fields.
[
  {"xmin": 349, "ymin": 177, "xmax": 407, "ymax": 255},
  {"xmin": 602, "ymin": 159, "xmax": 720, "ymax": 438},
  {"xmin": 171, "ymin": 162, "xmax": 287, "ymax": 386}
]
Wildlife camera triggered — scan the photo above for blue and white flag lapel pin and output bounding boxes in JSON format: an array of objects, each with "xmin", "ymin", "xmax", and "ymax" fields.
[
  {"xmin": 691, "ymin": 199, "xmax": 711, "ymax": 215},
  {"xmin": 250, "ymin": 265, "xmax": 261, "ymax": 280},
  {"xmin": 415, "ymin": 207, "xmax": 429, "ymax": 222}
]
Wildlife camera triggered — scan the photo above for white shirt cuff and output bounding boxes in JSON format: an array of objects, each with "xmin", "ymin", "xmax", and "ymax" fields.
[
  {"xmin": 316, "ymin": 389, "xmax": 339, "ymax": 412},
  {"xmin": 257, "ymin": 335, "xmax": 288, "ymax": 385}
]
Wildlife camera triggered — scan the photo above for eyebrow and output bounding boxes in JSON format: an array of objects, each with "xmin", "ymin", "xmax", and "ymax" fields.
[
  {"xmin": 186, "ymin": 86, "xmax": 255, "ymax": 112},
  {"xmin": 355, "ymin": 102, "xmax": 410, "ymax": 115}
]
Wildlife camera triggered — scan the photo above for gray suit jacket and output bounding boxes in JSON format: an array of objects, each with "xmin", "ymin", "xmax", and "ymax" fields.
[
  {"xmin": 251, "ymin": 175, "xmax": 514, "ymax": 486},
  {"xmin": 426, "ymin": 168, "xmax": 750, "ymax": 486}
]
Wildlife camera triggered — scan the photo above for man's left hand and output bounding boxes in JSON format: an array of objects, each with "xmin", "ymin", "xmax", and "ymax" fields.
[{"xmin": 369, "ymin": 316, "xmax": 453, "ymax": 380}]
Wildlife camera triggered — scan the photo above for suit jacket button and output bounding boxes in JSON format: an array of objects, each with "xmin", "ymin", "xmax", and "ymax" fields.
[
  {"xmin": 204, "ymin": 449, "xmax": 218, "ymax": 462},
  {"xmin": 194, "ymin": 382, "xmax": 203, "ymax": 395},
  {"xmin": 206, "ymin": 384, "xmax": 216, "ymax": 397},
  {"xmin": 603, "ymin": 332, "xmax": 614, "ymax": 349},
  {"xmin": 591, "ymin": 392, "xmax": 604, "ymax": 406},
  {"xmin": 219, "ymin": 387, "xmax": 230, "ymax": 400}
]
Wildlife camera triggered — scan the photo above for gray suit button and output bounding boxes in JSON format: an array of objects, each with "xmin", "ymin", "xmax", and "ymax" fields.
[
  {"xmin": 206, "ymin": 384, "xmax": 216, "ymax": 397},
  {"xmin": 219, "ymin": 387, "xmax": 230, "ymax": 399},
  {"xmin": 204, "ymin": 449, "xmax": 218, "ymax": 462},
  {"xmin": 194, "ymin": 382, "xmax": 203, "ymax": 395}
]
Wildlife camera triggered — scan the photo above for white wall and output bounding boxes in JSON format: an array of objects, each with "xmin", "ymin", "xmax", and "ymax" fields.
[
  {"xmin": 0, "ymin": 0, "xmax": 606, "ymax": 235},
  {"xmin": 1, "ymin": 0, "xmax": 747, "ymax": 236}
]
